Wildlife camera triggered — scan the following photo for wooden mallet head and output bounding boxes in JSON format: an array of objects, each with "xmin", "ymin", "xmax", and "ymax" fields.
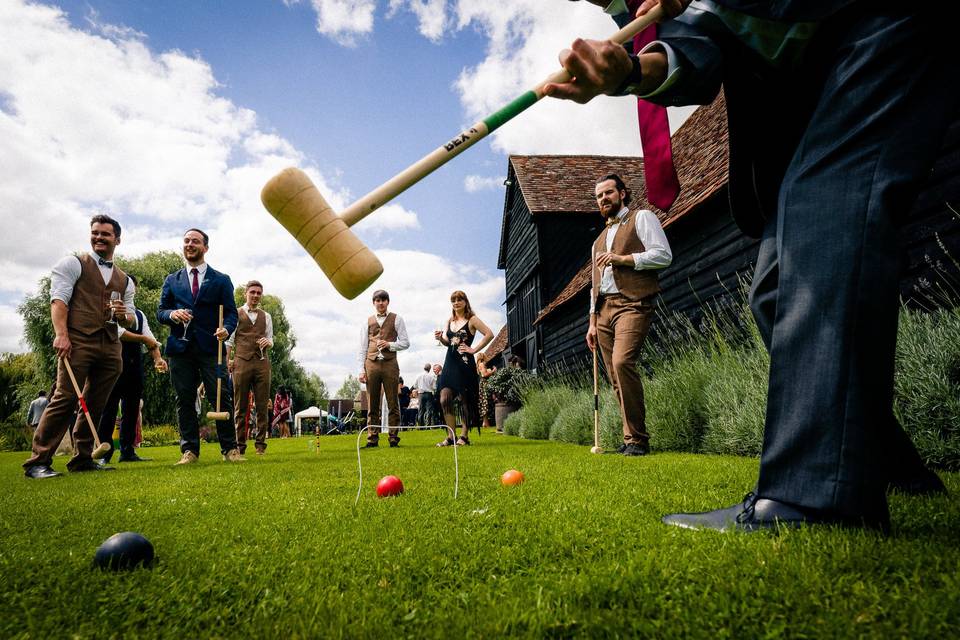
[{"xmin": 261, "ymin": 168, "xmax": 383, "ymax": 300}]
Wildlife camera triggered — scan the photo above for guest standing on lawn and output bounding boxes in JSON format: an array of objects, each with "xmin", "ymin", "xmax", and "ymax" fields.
[
  {"xmin": 586, "ymin": 173, "xmax": 672, "ymax": 457},
  {"xmin": 434, "ymin": 291, "xmax": 494, "ymax": 446}
]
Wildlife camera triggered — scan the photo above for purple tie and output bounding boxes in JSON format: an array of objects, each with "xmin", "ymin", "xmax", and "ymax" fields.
[
  {"xmin": 626, "ymin": 1, "xmax": 680, "ymax": 211},
  {"xmin": 191, "ymin": 268, "xmax": 199, "ymax": 299}
]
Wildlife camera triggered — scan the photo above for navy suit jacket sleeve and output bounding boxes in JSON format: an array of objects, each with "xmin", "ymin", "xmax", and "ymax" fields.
[
  {"xmin": 157, "ymin": 273, "xmax": 179, "ymax": 327},
  {"xmin": 220, "ymin": 276, "xmax": 238, "ymax": 336}
]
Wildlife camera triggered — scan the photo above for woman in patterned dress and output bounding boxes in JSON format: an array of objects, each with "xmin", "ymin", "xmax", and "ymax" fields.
[{"xmin": 434, "ymin": 291, "xmax": 494, "ymax": 446}]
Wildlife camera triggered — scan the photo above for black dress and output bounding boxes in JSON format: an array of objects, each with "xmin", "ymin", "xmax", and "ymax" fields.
[{"xmin": 437, "ymin": 320, "xmax": 479, "ymax": 400}]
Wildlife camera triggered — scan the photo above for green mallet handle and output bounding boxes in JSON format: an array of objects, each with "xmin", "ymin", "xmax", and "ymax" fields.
[{"xmin": 339, "ymin": 5, "xmax": 664, "ymax": 227}]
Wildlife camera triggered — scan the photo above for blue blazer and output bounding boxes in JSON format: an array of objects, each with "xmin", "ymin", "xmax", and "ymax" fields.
[{"xmin": 158, "ymin": 266, "xmax": 238, "ymax": 356}]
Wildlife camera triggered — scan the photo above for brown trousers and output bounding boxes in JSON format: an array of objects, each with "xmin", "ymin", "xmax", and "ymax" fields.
[
  {"xmin": 233, "ymin": 358, "xmax": 271, "ymax": 453},
  {"xmin": 596, "ymin": 294, "xmax": 654, "ymax": 445},
  {"xmin": 365, "ymin": 358, "xmax": 400, "ymax": 444},
  {"xmin": 24, "ymin": 333, "xmax": 122, "ymax": 470}
]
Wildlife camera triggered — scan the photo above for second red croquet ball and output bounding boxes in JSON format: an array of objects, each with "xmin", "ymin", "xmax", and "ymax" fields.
[{"xmin": 376, "ymin": 475, "xmax": 404, "ymax": 497}]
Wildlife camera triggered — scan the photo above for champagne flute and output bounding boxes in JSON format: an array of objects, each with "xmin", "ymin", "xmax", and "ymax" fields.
[
  {"xmin": 178, "ymin": 309, "xmax": 193, "ymax": 342},
  {"xmin": 258, "ymin": 345, "xmax": 266, "ymax": 361},
  {"xmin": 106, "ymin": 291, "xmax": 121, "ymax": 325}
]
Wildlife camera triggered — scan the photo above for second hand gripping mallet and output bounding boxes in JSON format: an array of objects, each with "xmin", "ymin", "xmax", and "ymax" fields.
[
  {"xmin": 61, "ymin": 357, "xmax": 112, "ymax": 460},
  {"xmin": 261, "ymin": 6, "xmax": 664, "ymax": 300},
  {"xmin": 206, "ymin": 305, "xmax": 231, "ymax": 422}
]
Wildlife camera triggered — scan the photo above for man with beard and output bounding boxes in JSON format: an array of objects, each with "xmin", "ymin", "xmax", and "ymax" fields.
[
  {"xmin": 23, "ymin": 214, "xmax": 135, "ymax": 478},
  {"xmin": 158, "ymin": 229, "xmax": 244, "ymax": 465},
  {"xmin": 586, "ymin": 174, "xmax": 672, "ymax": 457}
]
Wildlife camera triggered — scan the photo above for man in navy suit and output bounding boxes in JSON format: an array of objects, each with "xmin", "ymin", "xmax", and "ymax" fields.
[
  {"xmin": 159, "ymin": 228, "xmax": 244, "ymax": 464},
  {"xmin": 554, "ymin": 0, "xmax": 954, "ymax": 531}
]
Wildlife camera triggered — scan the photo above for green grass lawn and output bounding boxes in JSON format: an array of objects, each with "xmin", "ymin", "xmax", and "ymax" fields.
[{"xmin": 1, "ymin": 431, "xmax": 958, "ymax": 639}]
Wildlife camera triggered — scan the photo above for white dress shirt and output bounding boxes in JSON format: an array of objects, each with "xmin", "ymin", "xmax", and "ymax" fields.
[
  {"xmin": 591, "ymin": 207, "xmax": 673, "ymax": 312},
  {"xmin": 50, "ymin": 251, "xmax": 135, "ymax": 313},
  {"xmin": 117, "ymin": 308, "xmax": 158, "ymax": 350},
  {"xmin": 414, "ymin": 371, "xmax": 437, "ymax": 394},
  {"xmin": 357, "ymin": 313, "xmax": 410, "ymax": 371},
  {"xmin": 226, "ymin": 304, "xmax": 275, "ymax": 348}
]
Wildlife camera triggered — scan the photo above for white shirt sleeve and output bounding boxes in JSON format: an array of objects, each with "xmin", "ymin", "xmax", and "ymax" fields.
[
  {"xmin": 358, "ymin": 325, "xmax": 369, "ymax": 372},
  {"xmin": 390, "ymin": 315, "xmax": 410, "ymax": 352},
  {"xmin": 123, "ymin": 277, "xmax": 136, "ymax": 315},
  {"xmin": 265, "ymin": 311, "xmax": 274, "ymax": 346},
  {"xmin": 631, "ymin": 210, "xmax": 673, "ymax": 270},
  {"xmin": 140, "ymin": 313, "xmax": 157, "ymax": 344},
  {"xmin": 49, "ymin": 255, "xmax": 82, "ymax": 305}
]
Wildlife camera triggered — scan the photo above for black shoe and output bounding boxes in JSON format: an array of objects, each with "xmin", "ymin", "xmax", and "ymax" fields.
[
  {"xmin": 364, "ymin": 442, "xmax": 379, "ymax": 449},
  {"xmin": 25, "ymin": 465, "xmax": 61, "ymax": 479},
  {"xmin": 662, "ymin": 493, "xmax": 890, "ymax": 534},
  {"xmin": 118, "ymin": 453, "xmax": 151, "ymax": 463},
  {"xmin": 389, "ymin": 442, "xmax": 399, "ymax": 448},
  {"xmin": 69, "ymin": 461, "xmax": 117, "ymax": 472},
  {"xmin": 621, "ymin": 443, "xmax": 649, "ymax": 457},
  {"xmin": 887, "ymin": 469, "xmax": 947, "ymax": 496},
  {"xmin": 616, "ymin": 443, "xmax": 627, "ymax": 454}
]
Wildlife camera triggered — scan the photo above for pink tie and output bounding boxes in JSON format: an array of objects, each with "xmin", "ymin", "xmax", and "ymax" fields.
[
  {"xmin": 627, "ymin": 3, "xmax": 680, "ymax": 211},
  {"xmin": 190, "ymin": 268, "xmax": 199, "ymax": 299}
]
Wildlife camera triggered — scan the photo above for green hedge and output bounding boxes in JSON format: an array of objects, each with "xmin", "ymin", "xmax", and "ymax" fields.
[{"xmin": 507, "ymin": 305, "xmax": 960, "ymax": 470}]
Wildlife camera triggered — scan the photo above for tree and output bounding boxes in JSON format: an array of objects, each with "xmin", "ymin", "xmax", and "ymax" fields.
[
  {"xmin": 0, "ymin": 352, "xmax": 45, "ymax": 451},
  {"xmin": 334, "ymin": 374, "xmax": 360, "ymax": 401}
]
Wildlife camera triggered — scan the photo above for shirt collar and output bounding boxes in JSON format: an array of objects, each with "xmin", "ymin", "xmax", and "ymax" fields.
[
  {"xmin": 187, "ymin": 262, "xmax": 208, "ymax": 276},
  {"xmin": 90, "ymin": 251, "xmax": 112, "ymax": 266}
]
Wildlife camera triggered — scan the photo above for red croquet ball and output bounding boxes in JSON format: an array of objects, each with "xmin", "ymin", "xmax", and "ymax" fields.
[
  {"xmin": 500, "ymin": 469, "xmax": 525, "ymax": 486},
  {"xmin": 376, "ymin": 475, "xmax": 404, "ymax": 497}
]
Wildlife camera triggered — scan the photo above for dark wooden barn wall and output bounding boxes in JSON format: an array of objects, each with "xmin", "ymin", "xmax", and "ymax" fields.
[{"xmin": 536, "ymin": 213, "xmax": 605, "ymax": 303}]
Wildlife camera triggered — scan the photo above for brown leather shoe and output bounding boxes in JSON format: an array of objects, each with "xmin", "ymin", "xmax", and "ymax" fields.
[
  {"xmin": 175, "ymin": 451, "xmax": 198, "ymax": 465},
  {"xmin": 223, "ymin": 448, "xmax": 246, "ymax": 462}
]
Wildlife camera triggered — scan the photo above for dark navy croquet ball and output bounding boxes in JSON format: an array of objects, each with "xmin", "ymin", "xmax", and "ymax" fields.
[{"xmin": 93, "ymin": 532, "xmax": 155, "ymax": 571}]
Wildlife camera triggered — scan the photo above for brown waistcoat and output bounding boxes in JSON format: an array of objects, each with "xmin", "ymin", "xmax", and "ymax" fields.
[
  {"xmin": 592, "ymin": 211, "xmax": 661, "ymax": 304},
  {"xmin": 67, "ymin": 254, "xmax": 128, "ymax": 342},
  {"xmin": 367, "ymin": 313, "xmax": 398, "ymax": 362},
  {"xmin": 234, "ymin": 308, "xmax": 268, "ymax": 361}
]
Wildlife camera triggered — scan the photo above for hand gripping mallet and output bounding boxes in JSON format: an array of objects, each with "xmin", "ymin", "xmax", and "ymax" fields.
[
  {"xmin": 60, "ymin": 357, "xmax": 112, "ymax": 460},
  {"xmin": 261, "ymin": 6, "xmax": 665, "ymax": 300},
  {"xmin": 206, "ymin": 305, "xmax": 231, "ymax": 422},
  {"xmin": 590, "ymin": 246, "xmax": 603, "ymax": 455}
]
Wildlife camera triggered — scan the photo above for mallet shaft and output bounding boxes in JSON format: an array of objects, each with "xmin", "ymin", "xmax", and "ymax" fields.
[
  {"xmin": 61, "ymin": 357, "xmax": 110, "ymax": 458},
  {"xmin": 339, "ymin": 6, "xmax": 664, "ymax": 227}
]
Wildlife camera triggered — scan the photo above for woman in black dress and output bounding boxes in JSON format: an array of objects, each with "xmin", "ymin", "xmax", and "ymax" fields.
[{"xmin": 434, "ymin": 290, "xmax": 494, "ymax": 446}]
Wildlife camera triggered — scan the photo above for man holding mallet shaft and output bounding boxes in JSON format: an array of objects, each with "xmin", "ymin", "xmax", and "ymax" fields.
[
  {"xmin": 227, "ymin": 280, "xmax": 274, "ymax": 457},
  {"xmin": 159, "ymin": 229, "xmax": 244, "ymax": 465},
  {"xmin": 587, "ymin": 174, "xmax": 672, "ymax": 457},
  {"xmin": 358, "ymin": 289, "xmax": 410, "ymax": 448},
  {"xmin": 23, "ymin": 214, "xmax": 135, "ymax": 478},
  {"xmin": 556, "ymin": 0, "xmax": 951, "ymax": 530}
]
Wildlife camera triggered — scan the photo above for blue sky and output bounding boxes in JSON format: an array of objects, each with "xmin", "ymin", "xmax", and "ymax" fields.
[{"xmin": 0, "ymin": 0, "xmax": 692, "ymax": 393}]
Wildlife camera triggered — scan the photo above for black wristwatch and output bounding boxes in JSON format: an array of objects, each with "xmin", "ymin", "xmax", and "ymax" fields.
[{"xmin": 611, "ymin": 54, "xmax": 643, "ymax": 96}]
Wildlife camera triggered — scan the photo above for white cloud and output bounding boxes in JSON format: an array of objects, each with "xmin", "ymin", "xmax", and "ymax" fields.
[
  {"xmin": 0, "ymin": 0, "xmax": 504, "ymax": 395},
  {"xmin": 308, "ymin": 0, "xmax": 377, "ymax": 46},
  {"xmin": 463, "ymin": 174, "xmax": 503, "ymax": 193},
  {"xmin": 388, "ymin": 0, "xmax": 448, "ymax": 41},
  {"xmin": 352, "ymin": 203, "xmax": 420, "ymax": 234},
  {"xmin": 286, "ymin": 0, "xmax": 692, "ymax": 154}
]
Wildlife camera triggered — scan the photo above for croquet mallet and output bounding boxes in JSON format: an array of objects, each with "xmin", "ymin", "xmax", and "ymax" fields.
[
  {"xmin": 261, "ymin": 6, "xmax": 665, "ymax": 299},
  {"xmin": 590, "ymin": 245, "xmax": 603, "ymax": 455},
  {"xmin": 60, "ymin": 357, "xmax": 112, "ymax": 460},
  {"xmin": 206, "ymin": 305, "xmax": 230, "ymax": 421}
]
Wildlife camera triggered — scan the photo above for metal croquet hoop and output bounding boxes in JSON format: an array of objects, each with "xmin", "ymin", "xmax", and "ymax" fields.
[{"xmin": 353, "ymin": 425, "xmax": 460, "ymax": 505}]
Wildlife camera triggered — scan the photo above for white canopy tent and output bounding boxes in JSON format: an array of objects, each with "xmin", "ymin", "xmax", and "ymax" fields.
[{"xmin": 294, "ymin": 406, "xmax": 327, "ymax": 436}]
